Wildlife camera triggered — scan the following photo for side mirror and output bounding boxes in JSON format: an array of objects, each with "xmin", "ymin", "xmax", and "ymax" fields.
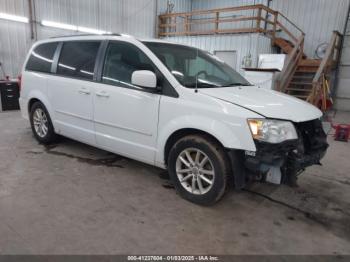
[{"xmin": 131, "ymin": 70, "xmax": 157, "ymax": 89}]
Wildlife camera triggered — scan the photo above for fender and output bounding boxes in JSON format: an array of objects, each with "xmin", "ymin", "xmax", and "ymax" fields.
[{"xmin": 155, "ymin": 115, "xmax": 257, "ymax": 166}]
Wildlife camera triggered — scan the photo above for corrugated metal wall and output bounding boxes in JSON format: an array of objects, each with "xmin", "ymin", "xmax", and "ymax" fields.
[
  {"xmin": 1, "ymin": 0, "xmax": 350, "ymax": 80},
  {"xmin": 336, "ymin": 13, "xmax": 350, "ymax": 111},
  {"xmin": 157, "ymin": 0, "xmax": 191, "ymax": 14},
  {"xmin": 0, "ymin": 0, "xmax": 158, "ymax": 77},
  {"xmin": 34, "ymin": 0, "xmax": 157, "ymax": 39},
  {"xmin": 0, "ymin": 0, "xmax": 31, "ymax": 78},
  {"xmin": 191, "ymin": 0, "xmax": 267, "ymax": 10},
  {"xmin": 163, "ymin": 33, "xmax": 272, "ymax": 74},
  {"xmin": 270, "ymin": 0, "xmax": 350, "ymax": 57},
  {"xmin": 187, "ymin": 0, "xmax": 350, "ymax": 58}
]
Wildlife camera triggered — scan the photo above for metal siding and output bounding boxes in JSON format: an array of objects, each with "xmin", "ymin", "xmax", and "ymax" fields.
[
  {"xmin": 191, "ymin": 0, "xmax": 268, "ymax": 9},
  {"xmin": 0, "ymin": 0, "xmax": 31, "ymax": 77},
  {"xmin": 1, "ymin": 0, "xmax": 350, "ymax": 78},
  {"xmin": 188, "ymin": 0, "xmax": 350, "ymax": 58},
  {"xmin": 270, "ymin": 0, "xmax": 350, "ymax": 57},
  {"xmin": 189, "ymin": 0, "xmax": 268, "ymax": 32},
  {"xmin": 336, "ymin": 13, "xmax": 350, "ymax": 111},
  {"xmin": 157, "ymin": 0, "xmax": 192, "ymax": 14},
  {"xmin": 0, "ymin": 0, "xmax": 158, "ymax": 76}
]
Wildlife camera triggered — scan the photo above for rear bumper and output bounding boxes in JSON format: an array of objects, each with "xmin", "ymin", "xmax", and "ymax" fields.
[
  {"xmin": 19, "ymin": 97, "xmax": 29, "ymax": 120},
  {"xmin": 231, "ymin": 119, "xmax": 328, "ymax": 188}
]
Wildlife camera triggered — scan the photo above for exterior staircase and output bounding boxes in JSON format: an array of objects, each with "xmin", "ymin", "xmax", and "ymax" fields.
[
  {"xmin": 273, "ymin": 38, "xmax": 322, "ymax": 101},
  {"xmin": 273, "ymin": 31, "xmax": 342, "ymax": 109}
]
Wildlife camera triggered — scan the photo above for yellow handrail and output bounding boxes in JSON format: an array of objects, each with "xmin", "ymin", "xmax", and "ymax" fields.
[{"xmin": 308, "ymin": 31, "xmax": 342, "ymax": 106}]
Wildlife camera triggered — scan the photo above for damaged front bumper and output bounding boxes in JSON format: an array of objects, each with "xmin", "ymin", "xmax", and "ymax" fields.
[{"xmin": 231, "ymin": 119, "xmax": 328, "ymax": 188}]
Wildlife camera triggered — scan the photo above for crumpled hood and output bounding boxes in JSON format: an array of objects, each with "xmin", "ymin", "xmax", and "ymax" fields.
[{"xmin": 199, "ymin": 86, "xmax": 322, "ymax": 123}]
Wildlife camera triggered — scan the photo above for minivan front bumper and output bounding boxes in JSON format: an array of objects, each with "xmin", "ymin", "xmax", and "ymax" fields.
[{"xmin": 231, "ymin": 119, "xmax": 328, "ymax": 188}]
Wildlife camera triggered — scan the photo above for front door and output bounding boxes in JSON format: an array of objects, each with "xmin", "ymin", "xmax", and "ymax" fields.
[{"xmin": 93, "ymin": 41, "xmax": 160, "ymax": 164}]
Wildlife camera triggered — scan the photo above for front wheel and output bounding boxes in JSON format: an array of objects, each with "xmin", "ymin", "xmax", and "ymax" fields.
[{"xmin": 168, "ymin": 135, "xmax": 230, "ymax": 205}]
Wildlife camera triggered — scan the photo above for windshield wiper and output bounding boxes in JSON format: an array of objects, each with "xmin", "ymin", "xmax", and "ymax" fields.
[
  {"xmin": 223, "ymin": 82, "xmax": 253, "ymax": 87},
  {"xmin": 184, "ymin": 82, "xmax": 253, "ymax": 88},
  {"xmin": 184, "ymin": 82, "xmax": 221, "ymax": 88}
]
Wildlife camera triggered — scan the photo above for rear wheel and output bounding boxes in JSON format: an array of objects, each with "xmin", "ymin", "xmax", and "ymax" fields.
[
  {"xmin": 29, "ymin": 102, "xmax": 57, "ymax": 144},
  {"xmin": 168, "ymin": 135, "xmax": 230, "ymax": 205}
]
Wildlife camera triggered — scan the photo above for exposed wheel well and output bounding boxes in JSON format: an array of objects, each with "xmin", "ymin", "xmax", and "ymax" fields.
[
  {"xmin": 164, "ymin": 128, "xmax": 226, "ymax": 165},
  {"xmin": 28, "ymin": 98, "xmax": 41, "ymax": 113}
]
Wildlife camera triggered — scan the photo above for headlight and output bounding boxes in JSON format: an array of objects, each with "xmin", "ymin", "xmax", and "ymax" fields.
[{"xmin": 248, "ymin": 119, "xmax": 298, "ymax": 143}]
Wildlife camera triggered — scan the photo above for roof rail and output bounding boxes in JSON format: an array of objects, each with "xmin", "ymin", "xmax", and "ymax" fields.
[{"xmin": 49, "ymin": 33, "xmax": 122, "ymax": 39}]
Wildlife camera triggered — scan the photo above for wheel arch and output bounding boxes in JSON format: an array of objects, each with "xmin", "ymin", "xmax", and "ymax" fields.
[
  {"xmin": 27, "ymin": 91, "xmax": 53, "ymax": 115},
  {"xmin": 28, "ymin": 97, "xmax": 41, "ymax": 113},
  {"xmin": 163, "ymin": 128, "xmax": 226, "ymax": 165},
  {"xmin": 26, "ymin": 91, "xmax": 56, "ymax": 130}
]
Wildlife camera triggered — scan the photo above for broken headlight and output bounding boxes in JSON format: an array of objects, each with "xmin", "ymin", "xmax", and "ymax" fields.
[{"xmin": 248, "ymin": 119, "xmax": 298, "ymax": 144}]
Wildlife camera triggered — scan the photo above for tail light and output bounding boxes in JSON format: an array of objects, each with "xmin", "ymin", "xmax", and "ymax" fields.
[{"xmin": 18, "ymin": 74, "xmax": 22, "ymax": 93}]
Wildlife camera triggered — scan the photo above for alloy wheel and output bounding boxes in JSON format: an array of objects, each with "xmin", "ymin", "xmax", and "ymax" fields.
[
  {"xmin": 33, "ymin": 108, "xmax": 49, "ymax": 138},
  {"xmin": 175, "ymin": 148, "xmax": 215, "ymax": 195}
]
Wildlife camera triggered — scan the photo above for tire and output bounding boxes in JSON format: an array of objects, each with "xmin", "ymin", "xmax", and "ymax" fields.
[
  {"xmin": 168, "ymin": 135, "xmax": 230, "ymax": 206},
  {"xmin": 29, "ymin": 101, "xmax": 58, "ymax": 144}
]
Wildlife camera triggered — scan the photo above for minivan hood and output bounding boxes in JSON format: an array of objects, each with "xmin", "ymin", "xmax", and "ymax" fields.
[{"xmin": 199, "ymin": 86, "xmax": 322, "ymax": 122}]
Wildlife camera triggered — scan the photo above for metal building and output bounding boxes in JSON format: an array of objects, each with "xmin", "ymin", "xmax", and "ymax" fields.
[{"xmin": 0, "ymin": 0, "xmax": 350, "ymax": 109}]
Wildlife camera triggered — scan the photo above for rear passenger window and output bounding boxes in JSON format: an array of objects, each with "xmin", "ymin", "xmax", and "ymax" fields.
[
  {"xmin": 26, "ymin": 42, "xmax": 58, "ymax": 73},
  {"xmin": 57, "ymin": 41, "xmax": 100, "ymax": 80}
]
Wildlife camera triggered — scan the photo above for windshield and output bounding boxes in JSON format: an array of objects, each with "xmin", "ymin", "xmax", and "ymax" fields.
[{"xmin": 143, "ymin": 42, "xmax": 251, "ymax": 88}]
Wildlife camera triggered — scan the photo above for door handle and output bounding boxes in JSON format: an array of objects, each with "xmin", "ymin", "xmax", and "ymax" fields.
[
  {"xmin": 78, "ymin": 88, "xmax": 91, "ymax": 95},
  {"xmin": 96, "ymin": 91, "xmax": 110, "ymax": 98}
]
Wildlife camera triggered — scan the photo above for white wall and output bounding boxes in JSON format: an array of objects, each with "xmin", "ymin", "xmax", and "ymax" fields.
[
  {"xmin": 0, "ymin": 0, "xmax": 31, "ymax": 78},
  {"xmin": 270, "ymin": 0, "xmax": 350, "ymax": 58},
  {"xmin": 1, "ymin": 0, "xmax": 350, "ymax": 80},
  {"xmin": 0, "ymin": 0, "xmax": 158, "ymax": 77},
  {"xmin": 184, "ymin": 0, "xmax": 350, "ymax": 58},
  {"xmin": 336, "ymin": 16, "xmax": 350, "ymax": 111}
]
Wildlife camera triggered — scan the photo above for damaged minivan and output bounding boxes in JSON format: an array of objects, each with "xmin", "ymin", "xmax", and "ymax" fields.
[{"xmin": 20, "ymin": 35, "xmax": 328, "ymax": 205}]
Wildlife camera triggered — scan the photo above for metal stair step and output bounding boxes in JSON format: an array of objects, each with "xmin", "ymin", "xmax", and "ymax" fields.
[
  {"xmin": 285, "ymin": 88, "xmax": 312, "ymax": 92},
  {"xmin": 290, "ymin": 81, "xmax": 313, "ymax": 85},
  {"xmin": 292, "ymin": 75, "xmax": 314, "ymax": 80}
]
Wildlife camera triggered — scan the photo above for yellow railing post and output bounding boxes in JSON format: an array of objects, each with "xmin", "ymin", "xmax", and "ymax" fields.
[
  {"xmin": 272, "ymin": 11, "xmax": 278, "ymax": 44},
  {"xmin": 257, "ymin": 7, "xmax": 262, "ymax": 31}
]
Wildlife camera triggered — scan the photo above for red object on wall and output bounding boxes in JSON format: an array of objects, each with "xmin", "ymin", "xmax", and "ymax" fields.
[{"xmin": 333, "ymin": 124, "xmax": 350, "ymax": 142}]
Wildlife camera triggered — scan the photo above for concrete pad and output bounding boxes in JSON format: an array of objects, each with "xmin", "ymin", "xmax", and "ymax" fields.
[{"xmin": 0, "ymin": 111, "xmax": 349, "ymax": 255}]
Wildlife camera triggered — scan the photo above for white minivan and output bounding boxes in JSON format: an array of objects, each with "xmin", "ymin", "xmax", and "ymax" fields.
[{"xmin": 20, "ymin": 34, "xmax": 328, "ymax": 205}]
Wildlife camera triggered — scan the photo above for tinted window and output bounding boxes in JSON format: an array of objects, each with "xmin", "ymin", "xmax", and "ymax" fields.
[
  {"xmin": 26, "ymin": 42, "xmax": 58, "ymax": 73},
  {"xmin": 102, "ymin": 42, "xmax": 155, "ymax": 89},
  {"xmin": 57, "ymin": 41, "xmax": 100, "ymax": 80}
]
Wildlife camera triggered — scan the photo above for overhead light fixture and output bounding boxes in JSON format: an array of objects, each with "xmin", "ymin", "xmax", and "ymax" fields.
[
  {"xmin": 41, "ymin": 20, "xmax": 111, "ymax": 35},
  {"xmin": 41, "ymin": 20, "xmax": 77, "ymax": 31},
  {"xmin": 0, "ymin": 12, "xmax": 29, "ymax": 23},
  {"xmin": 77, "ymin": 26, "xmax": 111, "ymax": 35},
  {"xmin": 120, "ymin": 33, "xmax": 133, "ymax": 38}
]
